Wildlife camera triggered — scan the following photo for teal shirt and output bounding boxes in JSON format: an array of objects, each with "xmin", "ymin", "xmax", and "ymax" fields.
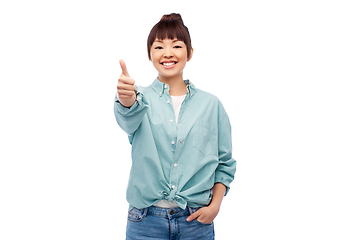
[{"xmin": 114, "ymin": 78, "xmax": 236, "ymax": 210}]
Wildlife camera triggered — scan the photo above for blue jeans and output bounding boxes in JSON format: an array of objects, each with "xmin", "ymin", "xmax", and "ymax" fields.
[{"xmin": 126, "ymin": 206, "xmax": 215, "ymax": 240}]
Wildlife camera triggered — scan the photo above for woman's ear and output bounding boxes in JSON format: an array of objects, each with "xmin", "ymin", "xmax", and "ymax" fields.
[{"xmin": 187, "ymin": 48, "xmax": 194, "ymax": 62}]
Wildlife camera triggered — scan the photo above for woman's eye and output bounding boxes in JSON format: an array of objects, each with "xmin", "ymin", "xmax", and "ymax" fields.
[
  {"xmin": 155, "ymin": 46, "xmax": 163, "ymax": 49},
  {"xmin": 174, "ymin": 45, "xmax": 182, "ymax": 49}
]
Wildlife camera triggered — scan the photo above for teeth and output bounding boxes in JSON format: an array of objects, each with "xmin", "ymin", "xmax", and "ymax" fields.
[{"xmin": 163, "ymin": 62, "xmax": 175, "ymax": 66}]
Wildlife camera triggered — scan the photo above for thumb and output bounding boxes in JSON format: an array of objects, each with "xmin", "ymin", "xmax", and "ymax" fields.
[{"xmin": 119, "ymin": 59, "xmax": 130, "ymax": 77}]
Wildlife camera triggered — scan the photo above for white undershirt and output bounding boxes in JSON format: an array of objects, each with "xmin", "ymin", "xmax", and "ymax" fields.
[
  {"xmin": 170, "ymin": 94, "xmax": 186, "ymax": 124},
  {"xmin": 153, "ymin": 94, "xmax": 186, "ymax": 209}
]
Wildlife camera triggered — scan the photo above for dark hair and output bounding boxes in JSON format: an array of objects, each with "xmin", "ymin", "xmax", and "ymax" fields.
[{"xmin": 147, "ymin": 13, "xmax": 192, "ymax": 60}]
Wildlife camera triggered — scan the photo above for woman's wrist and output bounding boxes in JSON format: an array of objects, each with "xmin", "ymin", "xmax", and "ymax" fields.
[
  {"xmin": 208, "ymin": 202, "xmax": 221, "ymax": 214},
  {"xmin": 209, "ymin": 183, "xmax": 227, "ymax": 210}
]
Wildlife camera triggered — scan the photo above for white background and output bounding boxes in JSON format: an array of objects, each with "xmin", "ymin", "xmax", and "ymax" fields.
[{"xmin": 1, "ymin": 0, "xmax": 359, "ymax": 239}]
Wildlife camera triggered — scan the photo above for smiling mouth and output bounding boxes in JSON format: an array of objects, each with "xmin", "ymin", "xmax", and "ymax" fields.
[
  {"xmin": 161, "ymin": 61, "xmax": 177, "ymax": 66},
  {"xmin": 161, "ymin": 61, "xmax": 177, "ymax": 69}
]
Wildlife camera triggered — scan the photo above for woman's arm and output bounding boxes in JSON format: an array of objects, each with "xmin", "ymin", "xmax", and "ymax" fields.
[
  {"xmin": 186, "ymin": 183, "xmax": 227, "ymax": 224},
  {"xmin": 114, "ymin": 60, "xmax": 149, "ymax": 136}
]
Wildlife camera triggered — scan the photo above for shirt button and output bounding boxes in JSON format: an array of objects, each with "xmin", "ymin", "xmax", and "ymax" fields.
[
  {"xmin": 171, "ymin": 141, "xmax": 175, "ymax": 145},
  {"xmin": 167, "ymin": 100, "xmax": 170, "ymax": 103},
  {"xmin": 170, "ymin": 119, "xmax": 174, "ymax": 123},
  {"xmin": 174, "ymin": 163, "xmax": 177, "ymax": 167},
  {"xmin": 164, "ymin": 85, "xmax": 167, "ymax": 88},
  {"xmin": 172, "ymin": 185, "xmax": 175, "ymax": 189}
]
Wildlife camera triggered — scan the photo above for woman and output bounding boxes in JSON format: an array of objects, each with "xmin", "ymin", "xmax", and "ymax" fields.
[{"xmin": 114, "ymin": 13, "xmax": 236, "ymax": 240}]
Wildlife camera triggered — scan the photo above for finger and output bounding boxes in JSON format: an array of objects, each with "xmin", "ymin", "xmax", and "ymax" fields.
[
  {"xmin": 119, "ymin": 59, "xmax": 130, "ymax": 77},
  {"xmin": 187, "ymin": 210, "xmax": 201, "ymax": 222},
  {"xmin": 118, "ymin": 94, "xmax": 135, "ymax": 99},
  {"xmin": 118, "ymin": 81, "xmax": 136, "ymax": 91},
  {"xmin": 118, "ymin": 75, "xmax": 135, "ymax": 85},
  {"xmin": 117, "ymin": 89, "xmax": 136, "ymax": 97}
]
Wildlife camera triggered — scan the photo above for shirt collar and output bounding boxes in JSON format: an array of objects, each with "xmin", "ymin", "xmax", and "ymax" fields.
[{"xmin": 151, "ymin": 77, "xmax": 197, "ymax": 97}]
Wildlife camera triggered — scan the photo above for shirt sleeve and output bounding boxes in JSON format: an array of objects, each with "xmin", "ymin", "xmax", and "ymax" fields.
[
  {"xmin": 114, "ymin": 86, "xmax": 149, "ymax": 136},
  {"xmin": 215, "ymin": 104, "xmax": 236, "ymax": 196}
]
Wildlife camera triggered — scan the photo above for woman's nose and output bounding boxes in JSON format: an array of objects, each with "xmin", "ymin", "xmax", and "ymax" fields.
[{"xmin": 164, "ymin": 48, "xmax": 174, "ymax": 58}]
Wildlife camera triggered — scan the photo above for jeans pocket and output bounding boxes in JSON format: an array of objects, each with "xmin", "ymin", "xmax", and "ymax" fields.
[
  {"xmin": 188, "ymin": 207, "xmax": 213, "ymax": 226},
  {"xmin": 127, "ymin": 207, "xmax": 148, "ymax": 222},
  {"xmin": 194, "ymin": 219, "xmax": 213, "ymax": 226}
]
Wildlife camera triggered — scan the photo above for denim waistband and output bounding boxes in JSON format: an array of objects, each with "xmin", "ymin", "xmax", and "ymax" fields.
[{"xmin": 146, "ymin": 206, "xmax": 200, "ymax": 218}]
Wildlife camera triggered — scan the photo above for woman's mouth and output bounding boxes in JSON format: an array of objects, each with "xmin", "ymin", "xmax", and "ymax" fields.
[{"xmin": 161, "ymin": 61, "xmax": 177, "ymax": 69}]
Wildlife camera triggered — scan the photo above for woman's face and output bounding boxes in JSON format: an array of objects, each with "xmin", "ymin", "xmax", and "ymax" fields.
[{"xmin": 150, "ymin": 38, "xmax": 192, "ymax": 80}]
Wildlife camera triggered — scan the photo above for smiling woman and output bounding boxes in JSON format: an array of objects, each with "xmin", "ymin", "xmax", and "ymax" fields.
[{"xmin": 114, "ymin": 13, "xmax": 236, "ymax": 240}]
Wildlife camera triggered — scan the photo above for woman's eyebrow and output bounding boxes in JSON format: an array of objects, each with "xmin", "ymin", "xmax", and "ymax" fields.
[{"xmin": 154, "ymin": 39, "xmax": 180, "ymax": 43}]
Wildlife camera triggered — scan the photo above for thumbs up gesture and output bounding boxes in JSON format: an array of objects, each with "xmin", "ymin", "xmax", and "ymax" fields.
[{"xmin": 117, "ymin": 59, "xmax": 136, "ymax": 107}]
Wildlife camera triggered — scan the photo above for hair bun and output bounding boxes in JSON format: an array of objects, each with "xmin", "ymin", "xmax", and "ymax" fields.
[{"xmin": 160, "ymin": 13, "xmax": 184, "ymax": 24}]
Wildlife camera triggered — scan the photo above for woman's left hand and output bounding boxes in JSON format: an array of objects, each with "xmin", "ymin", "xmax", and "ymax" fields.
[
  {"xmin": 187, "ymin": 183, "xmax": 226, "ymax": 224},
  {"xmin": 186, "ymin": 205, "xmax": 220, "ymax": 224}
]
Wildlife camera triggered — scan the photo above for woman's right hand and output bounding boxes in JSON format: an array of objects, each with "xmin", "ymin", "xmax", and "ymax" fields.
[{"xmin": 117, "ymin": 59, "xmax": 136, "ymax": 107}]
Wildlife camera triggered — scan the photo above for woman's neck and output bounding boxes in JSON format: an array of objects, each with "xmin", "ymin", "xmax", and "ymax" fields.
[{"xmin": 158, "ymin": 74, "xmax": 187, "ymax": 96}]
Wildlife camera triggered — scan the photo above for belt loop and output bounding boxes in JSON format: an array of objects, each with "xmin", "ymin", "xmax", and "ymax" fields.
[
  {"xmin": 187, "ymin": 206, "xmax": 193, "ymax": 215},
  {"xmin": 143, "ymin": 207, "xmax": 148, "ymax": 217}
]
